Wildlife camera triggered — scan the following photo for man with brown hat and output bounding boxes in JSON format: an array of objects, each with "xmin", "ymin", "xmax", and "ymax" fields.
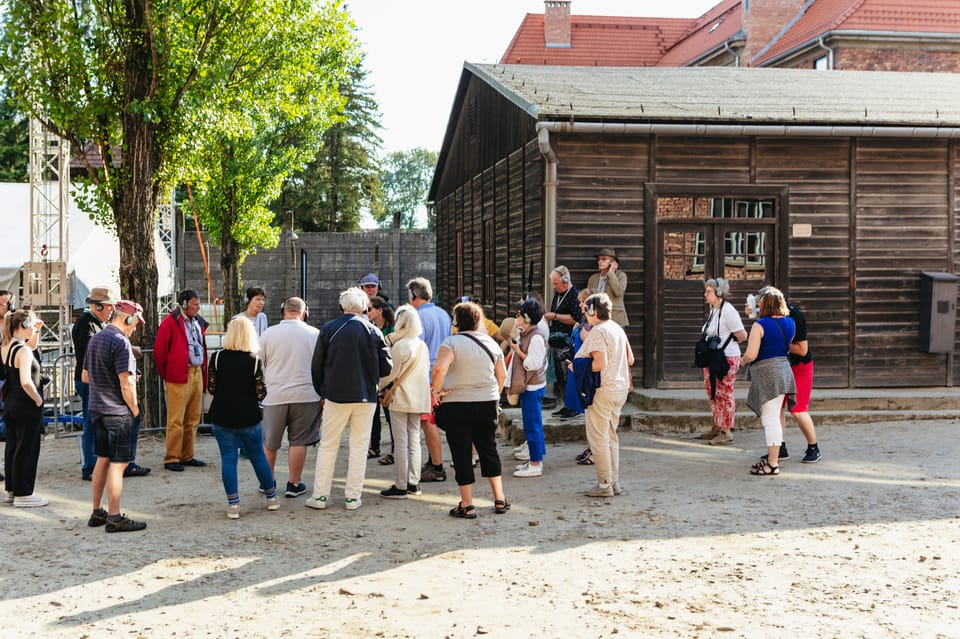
[
  {"xmin": 587, "ymin": 248, "xmax": 629, "ymax": 327},
  {"xmin": 73, "ymin": 285, "xmax": 150, "ymax": 481}
]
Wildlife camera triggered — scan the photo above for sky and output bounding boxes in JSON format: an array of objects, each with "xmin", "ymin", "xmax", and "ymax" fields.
[{"xmin": 346, "ymin": 0, "xmax": 721, "ymax": 155}]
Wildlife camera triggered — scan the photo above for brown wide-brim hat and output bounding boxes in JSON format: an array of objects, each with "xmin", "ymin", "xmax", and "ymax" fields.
[
  {"xmin": 498, "ymin": 316, "xmax": 516, "ymax": 341},
  {"xmin": 85, "ymin": 285, "xmax": 120, "ymax": 305},
  {"xmin": 596, "ymin": 247, "xmax": 618, "ymax": 262}
]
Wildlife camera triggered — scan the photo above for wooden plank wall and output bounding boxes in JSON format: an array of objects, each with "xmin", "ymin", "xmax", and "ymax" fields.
[
  {"xmin": 854, "ymin": 139, "xmax": 951, "ymax": 386},
  {"xmin": 434, "ymin": 139, "xmax": 543, "ymax": 325},
  {"xmin": 756, "ymin": 138, "xmax": 852, "ymax": 387}
]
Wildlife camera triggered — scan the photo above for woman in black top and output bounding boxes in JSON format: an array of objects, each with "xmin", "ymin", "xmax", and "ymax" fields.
[
  {"xmin": 2, "ymin": 309, "xmax": 47, "ymax": 507},
  {"xmin": 207, "ymin": 317, "xmax": 278, "ymax": 519}
]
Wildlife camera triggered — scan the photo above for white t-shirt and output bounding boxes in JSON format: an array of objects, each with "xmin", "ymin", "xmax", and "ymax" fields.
[
  {"xmin": 702, "ymin": 301, "xmax": 744, "ymax": 358},
  {"xmin": 233, "ymin": 311, "xmax": 268, "ymax": 336},
  {"xmin": 258, "ymin": 319, "xmax": 321, "ymax": 405},
  {"xmin": 576, "ymin": 320, "xmax": 631, "ymax": 393}
]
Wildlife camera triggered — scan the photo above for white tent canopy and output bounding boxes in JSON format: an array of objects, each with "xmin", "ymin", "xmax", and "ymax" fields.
[{"xmin": 0, "ymin": 182, "xmax": 173, "ymax": 306}]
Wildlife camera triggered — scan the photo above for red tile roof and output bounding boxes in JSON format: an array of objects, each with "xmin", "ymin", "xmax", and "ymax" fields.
[
  {"xmin": 500, "ymin": 13, "xmax": 695, "ymax": 66},
  {"xmin": 657, "ymin": 0, "xmax": 743, "ymax": 67},
  {"xmin": 755, "ymin": 0, "xmax": 960, "ymax": 65}
]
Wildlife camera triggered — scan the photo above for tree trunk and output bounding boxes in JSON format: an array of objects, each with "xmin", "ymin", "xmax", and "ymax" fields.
[
  {"xmin": 116, "ymin": 0, "xmax": 163, "ymax": 430},
  {"xmin": 220, "ymin": 176, "xmax": 241, "ymax": 331}
]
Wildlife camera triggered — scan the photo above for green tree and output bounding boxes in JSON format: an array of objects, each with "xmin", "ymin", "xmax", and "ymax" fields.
[
  {"xmin": 378, "ymin": 147, "xmax": 437, "ymax": 230},
  {"xmin": 0, "ymin": 95, "xmax": 27, "ymax": 182},
  {"xmin": 280, "ymin": 62, "xmax": 383, "ymax": 232},
  {"xmin": 0, "ymin": 0, "xmax": 355, "ymax": 425},
  {"xmin": 182, "ymin": 3, "xmax": 357, "ymax": 326}
]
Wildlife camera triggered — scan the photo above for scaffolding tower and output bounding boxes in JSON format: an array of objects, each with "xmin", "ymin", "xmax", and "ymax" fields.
[{"xmin": 24, "ymin": 117, "xmax": 71, "ymax": 358}]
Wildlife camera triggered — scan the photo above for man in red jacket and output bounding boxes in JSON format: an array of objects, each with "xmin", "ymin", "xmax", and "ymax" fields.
[{"xmin": 154, "ymin": 289, "xmax": 209, "ymax": 471}]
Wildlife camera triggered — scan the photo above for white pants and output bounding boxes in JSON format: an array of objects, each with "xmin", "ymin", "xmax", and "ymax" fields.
[
  {"xmin": 760, "ymin": 396, "xmax": 785, "ymax": 447},
  {"xmin": 389, "ymin": 410, "xmax": 422, "ymax": 489},
  {"xmin": 311, "ymin": 401, "xmax": 377, "ymax": 501}
]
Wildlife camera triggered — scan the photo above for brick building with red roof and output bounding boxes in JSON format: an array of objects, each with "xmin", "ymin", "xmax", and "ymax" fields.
[{"xmin": 502, "ymin": 0, "xmax": 960, "ymax": 72}]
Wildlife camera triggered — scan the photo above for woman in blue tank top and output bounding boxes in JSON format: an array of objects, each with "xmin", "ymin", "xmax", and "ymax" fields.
[{"xmin": 740, "ymin": 287, "xmax": 797, "ymax": 476}]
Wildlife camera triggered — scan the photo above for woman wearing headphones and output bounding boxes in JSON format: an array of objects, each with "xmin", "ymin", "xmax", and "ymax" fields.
[
  {"xmin": 575, "ymin": 293, "xmax": 633, "ymax": 498},
  {"xmin": 508, "ymin": 298, "xmax": 549, "ymax": 478},
  {"xmin": 697, "ymin": 278, "xmax": 747, "ymax": 446},
  {"xmin": 233, "ymin": 286, "xmax": 268, "ymax": 336},
  {"xmin": 2, "ymin": 309, "xmax": 47, "ymax": 507}
]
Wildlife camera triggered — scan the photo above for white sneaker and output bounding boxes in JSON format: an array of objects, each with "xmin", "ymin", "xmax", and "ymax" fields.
[
  {"xmin": 3, "ymin": 491, "xmax": 13, "ymax": 504},
  {"xmin": 305, "ymin": 495, "xmax": 328, "ymax": 510},
  {"xmin": 266, "ymin": 497, "xmax": 280, "ymax": 511},
  {"xmin": 515, "ymin": 461, "xmax": 530, "ymax": 471},
  {"xmin": 345, "ymin": 498, "xmax": 362, "ymax": 510},
  {"xmin": 513, "ymin": 463, "xmax": 543, "ymax": 478},
  {"xmin": 227, "ymin": 504, "xmax": 240, "ymax": 519},
  {"xmin": 13, "ymin": 494, "xmax": 48, "ymax": 508},
  {"xmin": 513, "ymin": 442, "xmax": 530, "ymax": 461}
]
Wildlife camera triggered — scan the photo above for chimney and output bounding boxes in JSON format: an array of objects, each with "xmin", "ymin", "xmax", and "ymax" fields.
[
  {"xmin": 544, "ymin": 0, "xmax": 571, "ymax": 49},
  {"xmin": 742, "ymin": 0, "xmax": 807, "ymax": 65}
]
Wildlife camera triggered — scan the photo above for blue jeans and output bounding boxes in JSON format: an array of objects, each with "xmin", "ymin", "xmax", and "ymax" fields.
[
  {"xmin": 563, "ymin": 370, "xmax": 584, "ymax": 415},
  {"xmin": 211, "ymin": 423, "xmax": 275, "ymax": 504},
  {"xmin": 520, "ymin": 387, "xmax": 546, "ymax": 462},
  {"xmin": 76, "ymin": 380, "xmax": 96, "ymax": 477}
]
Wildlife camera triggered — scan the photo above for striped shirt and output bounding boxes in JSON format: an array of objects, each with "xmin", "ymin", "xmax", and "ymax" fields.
[{"xmin": 84, "ymin": 324, "xmax": 136, "ymax": 419}]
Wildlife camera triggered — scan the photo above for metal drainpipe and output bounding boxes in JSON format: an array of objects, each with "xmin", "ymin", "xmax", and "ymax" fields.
[
  {"xmin": 537, "ymin": 126, "xmax": 558, "ymax": 300},
  {"xmin": 817, "ymin": 36, "xmax": 834, "ymax": 69},
  {"xmin": 536, "ymin": 121, "xmax": 960, "ymax": 139},
  {"xmin": 723, "ymin": 40, "xmax": 741, "ymax": 67}
]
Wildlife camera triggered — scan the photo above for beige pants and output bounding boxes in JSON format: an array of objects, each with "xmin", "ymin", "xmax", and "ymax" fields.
[
  {"xmin": 584, "ymin": 388, "xmax": 629, "ymax": 487},
  {"xmin": 311, "ymin": 401, "xmax": 377, "ymax": 502},
  {"xmin": 164, "ymin": 367, "xmax": 203, "ymax": 464}
]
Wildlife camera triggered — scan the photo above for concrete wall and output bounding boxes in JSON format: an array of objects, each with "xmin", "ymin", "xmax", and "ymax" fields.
[{"xmin": 179, "ymin": 231, "xmax": 436, "ymax": 329}]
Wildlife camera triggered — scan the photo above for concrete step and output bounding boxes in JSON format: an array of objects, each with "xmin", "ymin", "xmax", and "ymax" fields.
[{"xmin": 497, "ymin": 402, "xmax": 960, "ymax": 444}]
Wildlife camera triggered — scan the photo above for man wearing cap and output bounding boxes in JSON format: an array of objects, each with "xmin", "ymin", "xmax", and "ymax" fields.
[
  {"xmin": 587, "ymin": 248, "xmax": 629, "ymax": 327},
  {"xmin": 72, "ymin": 286, "xmax": 150, "ymax": 481},
  {"xmin": 359, "ymin": 273, "xmax": 390, "ymax": 306},
  {"xmin": 155, "ymin": 289, "xmax": 209, "ymax": 471},
  {"xmin": 83, "ymin": 300, "xmax": 148, "ymax": 532}
]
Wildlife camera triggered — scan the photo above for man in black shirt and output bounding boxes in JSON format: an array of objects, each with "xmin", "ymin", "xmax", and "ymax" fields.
[{"xmin": 544, "ymin": 266, "xmax": 582, "ymax": 418}]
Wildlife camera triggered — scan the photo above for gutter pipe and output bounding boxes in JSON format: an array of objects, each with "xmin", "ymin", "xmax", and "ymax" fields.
[
  {"xmin": 723, "ymin": 40, "xmax": 741, "ymax": 67},
  {"xmin": 537, "ymin": 127, "xmax": 558, "ymax": 299},
  {"xmin": 535, "ymin": 121, "xmax": 960, "ymax": 139},
  {"xmin": 816, "ymin": 35, "xmax": 834, "ymax": 69}
]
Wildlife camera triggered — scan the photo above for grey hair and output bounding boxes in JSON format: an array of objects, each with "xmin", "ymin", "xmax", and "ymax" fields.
[
  {"xmin": 406, "ymin": 277, "xmax": 433, "ymax": 302},
  {"xmin": 584, "ymin": 292, "xmax": 613, "ymax": 320},
  {"xmin": 391, "ymin": 304, "xmax": 423, "ymax": 341},
  {"xmin": 705, "ymin": 277, "xmax": 730, "ymax": 298},
  {"xmin": 339, "ymin": 287, "xmax": 368, "ymax": 313}
]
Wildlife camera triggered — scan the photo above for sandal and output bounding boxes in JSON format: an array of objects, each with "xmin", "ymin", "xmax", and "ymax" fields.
[
  {"xmin": 494, "ymin": 499, "xmax": 511, "ymax": 514},
  {"xmin": 378, "ymin": 454, "xmax": 394, "ymax": 466},
  {"xmin": 575, "ymin": 447, "xmax": 591, "ymax": 462},
  {"xmin": 750, "ymin": 459, "xmax": 780, "ymax": 476},
  {"xmin": 576, "ymin": 451, "xmax": 594, "ymax": 465},
  {"xmin": 367, "ymin": 449, "xmax": 380, "ymax": 459},
  {"xmin": 449, "ymin": 502, "xmax": 477, "ymax": 519}
]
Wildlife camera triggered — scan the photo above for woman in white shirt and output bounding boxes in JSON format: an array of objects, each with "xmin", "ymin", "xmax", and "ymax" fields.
[
  {"xmin": 697, "ymin": 278, "xmax": 747, "ymax": 446},
  {"xmin": 233, "ymin": 286, "xmax": 268, "ymax": 336}
]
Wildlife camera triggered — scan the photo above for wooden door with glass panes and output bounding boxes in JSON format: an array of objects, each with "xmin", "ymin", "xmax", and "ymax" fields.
[{"xmin": 657, "ymin": 196, "xmax": 776, "ymax": 383}]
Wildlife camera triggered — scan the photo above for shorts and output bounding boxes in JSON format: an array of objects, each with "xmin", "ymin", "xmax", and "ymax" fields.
[
  {"xmin": 93, "ymin": 414, "xmax": 137, "ymax": 463},
  {"xmin": 786, "ymin": 361, "xmax": 813, "ymax": 413},
  {"xmin": 262, "ymin": 402, "xmax": 322, "ymax": 450}
]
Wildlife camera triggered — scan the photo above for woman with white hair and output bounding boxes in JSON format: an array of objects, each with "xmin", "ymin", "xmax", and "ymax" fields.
[
  {"xmin": 697, "ymin": 277, "xmax": 747, "ymax": 446},
  {"xmin": 207, "ymin": 316, "xmax": 279, "ymax": 518},
  {"xmin": 377, "ymin": 305, "xmax": 431, "ymax": 498}
]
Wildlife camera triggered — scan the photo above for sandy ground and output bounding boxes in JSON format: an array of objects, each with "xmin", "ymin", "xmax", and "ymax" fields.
[{"xmin": 1, "ymin": 417, "xmax": 959, "ymax": 639}]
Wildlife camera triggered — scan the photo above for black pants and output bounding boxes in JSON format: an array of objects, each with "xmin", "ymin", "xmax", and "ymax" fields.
[
  {"xmin": 369, "ymin": 402, "xmax": 392, "ymax": 453},
  {"xmin": 435, "ymin": 400, "xmax": 501, "ymax": 486},
  {"xmin": 3, "ymin": 396, "xmax": 43, "ymax": 497}
]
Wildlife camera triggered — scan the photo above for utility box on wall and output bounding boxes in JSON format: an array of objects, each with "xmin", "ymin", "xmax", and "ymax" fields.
[{"xmin": 919, "ymin": 271, "xmax": 960, "ymax": 353}]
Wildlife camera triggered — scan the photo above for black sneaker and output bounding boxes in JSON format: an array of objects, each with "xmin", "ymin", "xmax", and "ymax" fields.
[
  {"xmin": 285, "ymin": 481, "xmax": 307, "ymax": 498},
  {"xmin": 761, "ymin": 443, "xmax": 790, "ymax": 462},
  {"xmin": 105, "ymin": 514, "xmax": 147, "ymax": 533},
  {"xmin": 551, "ymin": 406, "xmax": 567, "ymax": 416},
  {"xmin": 88, "ymin": 508, "xmax": 108, "ymax": 527},
  {"xmin": 802, "ymin": 445, "xmax": 821, "ymax": 463},
  {"xmin": 558, "ymin": 408, "xmax": 581, "ymax": 420},
  {"xmin": 380, "ymin": 485, "xmax": 409, "ymax": 499},
  {"xmin": 407, "ymin": 483, "xmax": 422, "ymax": 495}
]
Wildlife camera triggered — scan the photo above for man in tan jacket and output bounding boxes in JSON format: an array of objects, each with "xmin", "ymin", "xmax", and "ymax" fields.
[{"xmin": 586, "ymin": 248, "xmax": 628, "ymax": 327}]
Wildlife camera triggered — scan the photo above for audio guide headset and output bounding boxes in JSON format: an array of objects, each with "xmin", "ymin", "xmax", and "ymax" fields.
[{"xmin": 178, "ymin": 289, "xmax": 199, "ymax": 310}]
